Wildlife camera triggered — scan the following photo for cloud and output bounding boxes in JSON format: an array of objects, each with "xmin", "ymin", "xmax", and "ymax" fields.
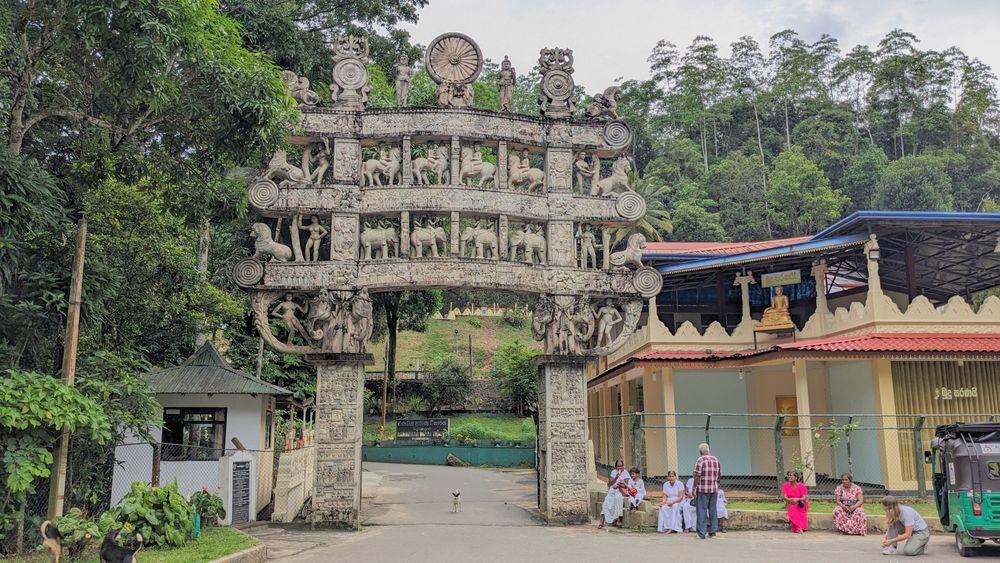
[{"xmin": 401, "ymin": 0, "xmax": 1000, "ymax": 93}]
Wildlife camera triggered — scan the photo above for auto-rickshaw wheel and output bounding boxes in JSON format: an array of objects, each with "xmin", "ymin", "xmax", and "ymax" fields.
[{"xmin": 956, "ymin": 531, "xmax": 976, "ymax": 557}]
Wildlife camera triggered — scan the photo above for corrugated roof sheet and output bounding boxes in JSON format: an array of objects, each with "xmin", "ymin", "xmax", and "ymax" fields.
[
  {"xmin": 145, "ymin": 341, "xmax": 291, "ymax": 395},
  {"xmin": 644, "ymin": 237, "xmax": 811, "ymax": 256}
]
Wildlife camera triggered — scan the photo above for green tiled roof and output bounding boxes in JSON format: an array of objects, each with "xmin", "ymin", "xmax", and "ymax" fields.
[{"xmin": 145, "ymin": 341, "xmax": 291, "ymax": 396}]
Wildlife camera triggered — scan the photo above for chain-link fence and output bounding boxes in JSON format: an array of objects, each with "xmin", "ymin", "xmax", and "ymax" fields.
[
  {"xmin": 0, "ymin": 441, "xmax": 312, "ymax": 558},
  {"xmin": 590, "ymin": 412, "xmax": 1000, "ymax": 499}
]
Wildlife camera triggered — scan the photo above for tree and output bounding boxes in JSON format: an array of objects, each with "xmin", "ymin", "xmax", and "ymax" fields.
[
  {"xmin": 767, "ymin": 147, "xmax": 848, "ymax": 236},
  {"xmin": 874, "ymin": 154, "xmax": 953, "ymax": 210},
  {"xmin": 668, "ymin": 180, "xmax": 728, "ymax": 241},
  {"xmin": 421, "ymin": 359, "xmax": 472, "ymax": 415},
  {"xmin": 372, "ymin": 290, "xmax": 441, "ymax": 397},
  {"xmin": 841, "ymin": 146, "xmax": 889, "ymax": 211},
  {"xmin": 489, "ymin": 341, "xmax": 539, "ymax": 416},
  {"xmin": 708, "ymin": 153, "xmax": 770, "ymax": 240}
]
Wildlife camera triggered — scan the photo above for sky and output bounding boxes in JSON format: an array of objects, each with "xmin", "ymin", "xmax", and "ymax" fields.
[{"xmin": 401, "ymin": 0, "xmax": 1000, "ymax": 93}]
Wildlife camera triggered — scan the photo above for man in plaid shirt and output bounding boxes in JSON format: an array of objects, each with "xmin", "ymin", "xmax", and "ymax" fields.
[{"xmin": 693, "ymin": 442, "xmax": 721, "ymax": 538}]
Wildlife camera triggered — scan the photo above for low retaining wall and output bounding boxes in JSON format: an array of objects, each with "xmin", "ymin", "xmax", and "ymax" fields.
[
  {"xmin": 363, "ymin": 442, "xmax": 535, "ymax": 467},
  {"xmin": 271, "ymin": 447, "xmax": 315, "ymax": 523}
]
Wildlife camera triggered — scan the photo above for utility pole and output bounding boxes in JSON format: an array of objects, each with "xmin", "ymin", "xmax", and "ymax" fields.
[
  {"xmin": 468, "ymin": 333, "xmax": 473, "ymax": 378},
  {"xmin": 379, "ymin": 340, "xmax": 389, "ymax": 440},
  {"xmin": 47, "ymin": 217, "xmax": 87, "ymax": 519}
]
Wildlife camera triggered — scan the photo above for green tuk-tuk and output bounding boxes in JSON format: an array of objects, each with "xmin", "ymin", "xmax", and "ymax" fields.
[{"xmin": 928, "ymin": 422, "xmax": 1000, "ymax": 556}]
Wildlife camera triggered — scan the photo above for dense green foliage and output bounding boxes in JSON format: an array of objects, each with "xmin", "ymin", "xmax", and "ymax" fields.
[
  {"xmin": 105, "ymin": 482, "xmax": 195, "ymax": 548},
  {"xmin": 420, "ymin": 360, "xmax": 472, "ymax": 415},
  {"xmin": 488, "ymin": 341, "xmax": 539, "ymax": 416},
  {"xmin": 52, "ymin": 508, "xmax": 100, "ymax": 559},
  {"xmin": 189, "ymin": 489, "xmax": 226, "ymax": 526}
]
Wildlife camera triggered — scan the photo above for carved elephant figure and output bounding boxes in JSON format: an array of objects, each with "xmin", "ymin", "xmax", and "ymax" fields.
[
  {"xmin": 250, "ymin": 222, "xmax": 293, "ymax": 262},
  {"xmin": 360, "ymin": 225, "xmax": 399, "ymax": 259},
  {"xmin": 461, "ymin": 225, "xmax": 498, "ymax": 259},
  {"xmin": 509, "ymin": 228, "xmax": 546, "ymax": 264},
  {"xmin": 410, "ymin": 225, "xmax": 447, "ymax": 257},
  {"xmin": 460, "ymin": 147, "xmax": 496, "ymax": 187}
]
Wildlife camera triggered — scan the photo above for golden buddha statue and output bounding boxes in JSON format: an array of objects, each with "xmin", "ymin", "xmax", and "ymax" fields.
[{"xmin": 754, "ymin": 285, "xmax": 795, "ymax": 331}]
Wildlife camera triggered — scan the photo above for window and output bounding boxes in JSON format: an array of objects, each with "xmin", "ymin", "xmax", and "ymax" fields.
[
  {"xmin": 161, "ymin": 408, "xmax": 227, "ymax": 461},
  {"xmin": 989, "ymin": 462, "xmax": 1000, "ymax": 480}
]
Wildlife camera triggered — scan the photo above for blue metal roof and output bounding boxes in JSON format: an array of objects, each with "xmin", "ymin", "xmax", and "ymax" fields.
[
  {"xmin": 811, "ymin": 211, "xmax": 1000, "ymax": 240},
  {"xmin": 655, "ymin": 234, "xmax": 869, "ymax": 275}
]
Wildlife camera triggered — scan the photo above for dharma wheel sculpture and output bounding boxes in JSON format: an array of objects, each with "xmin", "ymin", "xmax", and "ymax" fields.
[{"xmin": 235, "ymin": 32, "xmax": 661, "ymax": 527}]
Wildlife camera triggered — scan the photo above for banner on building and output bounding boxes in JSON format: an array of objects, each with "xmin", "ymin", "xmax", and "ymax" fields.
[{"xmin": 761, "ymin": 269, "xmax": 801, "ymax": 288}]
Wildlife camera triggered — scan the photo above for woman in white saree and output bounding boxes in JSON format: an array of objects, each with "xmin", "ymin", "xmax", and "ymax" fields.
[
  {"xmin": 598, "ymin": 460, "xmax": 628, "ymax": 528},
  {"xmin": 658, "ymin": 471, "xmax": 685, "ymax": 533}
]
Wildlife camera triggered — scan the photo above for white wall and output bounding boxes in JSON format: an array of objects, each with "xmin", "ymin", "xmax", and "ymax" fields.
[
  {"xmin": 827, "ymin": 361, "xmax": 883, "ymax": 485},
  {"xmin": 672, "ymin": 370, "xmax": 751, "ymax": 475},
  {"xmin": 110, "ymin": 394, "xmax": 269, "ymax": 507}
]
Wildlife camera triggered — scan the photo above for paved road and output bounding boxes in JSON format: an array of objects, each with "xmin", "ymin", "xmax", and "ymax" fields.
[{"xmin": 256, "ymin": 462, "xmax": 1000, "ymax": 562}]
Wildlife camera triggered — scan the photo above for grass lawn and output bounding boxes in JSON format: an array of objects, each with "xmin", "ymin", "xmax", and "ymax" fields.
[
  {"xmin": 728, "ymin": 499, "xmax": 938, "ymax": 517},
  {"xmin": 363, "ymin": 414, "xmax": 535, "ymax": 442},
  {"xmin": 2, "ymin": 527, "xmax": 257, "ymax": 563}
]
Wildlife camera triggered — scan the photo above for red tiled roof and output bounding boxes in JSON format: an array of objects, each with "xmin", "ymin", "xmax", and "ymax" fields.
[
  {"xmin": 774, "ymin": 333, "xmax": 1000, "ymax": 354},
  {"xmin": 643, "ymin": 236, "xmax": 811, "ymax": 256}
]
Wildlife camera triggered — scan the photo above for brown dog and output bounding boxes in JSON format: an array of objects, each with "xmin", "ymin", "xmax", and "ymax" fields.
[{"xmin": 40, "ymin": 521, "xmax": 62, "ymax": 562}]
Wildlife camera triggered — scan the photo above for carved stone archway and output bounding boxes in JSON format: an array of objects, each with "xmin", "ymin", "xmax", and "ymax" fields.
[{"xmin": 236, "ymin": 34, "xmax": 661, "ymax": 526}]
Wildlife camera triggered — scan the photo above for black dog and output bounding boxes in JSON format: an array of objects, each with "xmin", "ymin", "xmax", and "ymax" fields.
[{"xmin": 99, "ymin": 529, "xmax": 143, "ymax": 563}]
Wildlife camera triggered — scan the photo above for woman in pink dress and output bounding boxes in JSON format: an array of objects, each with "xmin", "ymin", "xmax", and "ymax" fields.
[
  {"xmin": 832, "ymin": 473, "xmax": 868, "ymax": 535},
  {"xmin": 781, "ymin": 470, "xmax": 809, "ymax": 533}
]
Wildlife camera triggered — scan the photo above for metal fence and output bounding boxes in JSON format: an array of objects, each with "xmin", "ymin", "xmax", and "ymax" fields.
[
  {"xmin": 589, "ymin": 412, "xmax": 1000, "ymax": 499},
  {"xmin": 0, "ymin": 441, "xmax": 307, "ymax": 558}
]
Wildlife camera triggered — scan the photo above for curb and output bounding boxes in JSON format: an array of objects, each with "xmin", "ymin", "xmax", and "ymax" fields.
[{"xmin": 211, "ymin": 529, "xmax": 267, "ymax": 563}]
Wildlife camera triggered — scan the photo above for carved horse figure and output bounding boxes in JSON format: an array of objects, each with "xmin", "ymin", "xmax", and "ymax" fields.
[
  {"xmin": 412, "ymin": 146, "xmax": 449, "ymax": 185},
  {"xmin": 460, "ymin": 147, "xmax": 496, "ymax": 187},
  {"xmin": 508, "ymin": 153, "xmax": 545, "ymax": 193},
  {"xmin": 410, "ymin": 224, "xmax": 448, "ymax": 257},
  {"xmin": 360, "ymin": 222, "xmax": 399, "ymax": 259},
  {"xmin": 593, "ymin": 156, "xmax": 633, "ymax": 197},
  {"xmin": 460, "ymin": 224, "xmax": 499, "ymax": 259},
  {"xmin": 250, "ymin": 222, "xmax": 293, "ymax": 262},
  {"xmin": 362, "ymin": 147, "xmax": 401, "ymax": 187},
  {"xmin": 509, "ymin": 227, "xmax": 546, "ymax": 264}
]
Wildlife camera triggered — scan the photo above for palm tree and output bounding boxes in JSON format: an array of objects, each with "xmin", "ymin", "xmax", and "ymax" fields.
[{"xmin": 608, "ymin": 170, "xmax": 673, "ymax": 246}]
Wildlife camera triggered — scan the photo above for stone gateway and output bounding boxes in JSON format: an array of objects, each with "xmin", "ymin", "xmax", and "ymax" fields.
[{"xmin": 234, "ymin": 32, "xmax": 662, "ymax": 527}]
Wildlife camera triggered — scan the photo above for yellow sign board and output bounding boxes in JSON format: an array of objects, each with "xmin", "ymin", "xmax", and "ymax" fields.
[{"xmin": 761, "ymin": 269, "xmax": 801, "ymax": 288}]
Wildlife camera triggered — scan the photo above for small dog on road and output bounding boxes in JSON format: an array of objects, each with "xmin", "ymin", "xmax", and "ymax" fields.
[{"xmin": 452, "ymin": 489, "xmax": 462, "ymax": 513}]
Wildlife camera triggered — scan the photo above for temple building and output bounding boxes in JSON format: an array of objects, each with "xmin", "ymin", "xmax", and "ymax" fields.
[{"xmin": 588, "ymin": 211, "xmax": 1000, "ymax": 492}]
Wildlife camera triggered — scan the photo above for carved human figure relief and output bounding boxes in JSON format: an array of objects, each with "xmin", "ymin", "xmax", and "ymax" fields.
[
  {"xmin": 362, "ymin": 145, "xmax": 401, "ymax": 187},
  {"xmin": 395, "ymin": 54, "xmax": 414, "ymax": 108},
  {"xmin": 250, "ymin": 222, "xmax": 293, "ymax": 262},
  {"xmin": 307, "ymin": 141, "xmax": 332, "ymax": 184},
  {"xmin": 592, "ymin": 156, "xmax": 633, "ymax": 197},
  {"xmin": 593, "ymin": 303, "xmax": 623, "ymax": 346},
  {"xmin": 577, "ymin": 225, "xmax": 598, "ymax": 269},
  {"xmin": 509, "ymin": 223, "xmax": 546, "ymax": 264},
  {"xmin": 282, "ymin": 70, "xmax": 320, "ymax": 106},
  {"xmin": 347, "ymin": 289, "xmax": 374, "ymax": 353},
  {"xmin": 497, "ymin": 56, "xmax": 516, "ymax": 112},
  {"xmin": 410, "ymin": 218, "xmax": 448, "ymax": 257},
  {"xmin": 460, "ymin": 143, "xmax": 496, "ymax": 187},
  {"xmin": 301, "ymin": 215, "xmax": 328, "ymax": 261},
  {"xmin": 412, "ymin": 145, "xmax": 449, "ymax": 185},
  {"xmin": 360, "ymin": 219, "xmax": 399, "ymax": 259},
  {"xmin": 574, "ymin": 151, "xmax": 599, "ymax": 194},
  {"xmin": 272, "ymin": 293, "xmax": 311, "ymax": 344},
  {"xmin": 585, "ymin": 86, "xmax": 621, "ymax": 120},
  {"xmin": 508, "ymin": 150, "xmax": 544, "ymax": 193}
]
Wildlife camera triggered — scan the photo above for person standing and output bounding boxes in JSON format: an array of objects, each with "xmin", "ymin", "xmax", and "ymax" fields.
[{"xmin": 693, "ymin": 442, "xmax": 720, "ymax": 539}]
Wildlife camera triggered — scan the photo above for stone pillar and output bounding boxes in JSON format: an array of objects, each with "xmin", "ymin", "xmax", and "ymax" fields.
[
  {"xmin": 872, "ymin": 358, "xmax": 906, "ymax": 490},
  {"xmin": 602, "ymin": 228, "xmax": 611, "ymax": 270},
  {"xmin": 332, "ymin": 138, "xmax": 361, "ymax": 184},
  {"xmin": 545, "ymin": 147, "xmax": 573, "ymax": 193},
  {"xmin": 450, "ymin": 136, "xmax": 460, "ymax": 186},
  {"xmin": 330, "ymin": 213, "xmax": 359, "ymax": 261},
  {"xmin": 546, "ymin": 220, "xmax": 574, "ymax": 267},
  {"xmin": 401, "ymin": 136, "xmax": 412, "ymax": 186},
  {"xmin": 497, "ymin": 141, "xmax": 508, "ymax": 189},
  {"xmin": 811, "ymin": 260, "xmax": 829, "ymax": 316},
  {"xmin": 600, "ymin": 385, "xmax": 613, "ymax": 466},
  {"xmin": 450, "ymin": 211, "xmax": 460, "ymax": 256},
  {"xmin": 792, "ymin": 359, "xmax": 816, "ymax": 486},
  {"xmin": 309, "ymin": 353, "xmax": 372, "ymax": 528},
  {"xmin": 535, "ymin": 355, "xmax": 591, "ymax": 523},
  {"xmin": 498, "ymin": 215, "xmax": 509, "ymax": 260},
  {"xmin": 733, "ymin": 272, "xmax": 756, "ymax": 323},
  {"xmin": 642, "ymin": 366, "xmax": 677, "ymax": 478},
  {"xmin": 400, "ymin": 211, "xmax": 410, "ymax": 257},
  {"xmin": 619, "ymin": 377, "xmax": 631, "ymax": 465}
]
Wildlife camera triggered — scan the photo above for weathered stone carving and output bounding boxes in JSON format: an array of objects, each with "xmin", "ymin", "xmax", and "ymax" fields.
[
  {"xmin": 251, "ymin": 222, "xmax": 292, "ymax": 262},
  {"xmin": 410, "ymin": 218, "xmax": 448, "ymax": 257},
  {"xmin": 609, "ymin": 233, "xmax": 645, "ymax": 269},
  {"xmin": 593, "ymin": 303, "xmax": 623, "ymax": 346},
  {"xmin": 272, "ymin": 293, "xmax": 312, "ymax": 344},
  {"xmin": 508, "ymin": 150, "xmax": 545, "ymax": 192},
  {"xmin": 574, "ymin": 151, "xmax": 599, "ymax": 194},
  {"xmin": 498, "ymin": 56, "xmax": 516, "ymax": 112},
  {"xmin": 262, "ymin": 149, "xmax": 308, "ymax": 185},
  {"xmin": 298, "ymin": 215, "xmax": 328, "ymax": 262},
  {"xmin": 509, "ymin": 223, "xmax": 546, "ymax": 264},
  {"xmin": 233, "ymin": 258, "xmax": 264, "ymax": 287},
  {"xmin": 537, "ymin": 48, "xmax": 576, "ymax": 119},
  {"xmin": 330, "ymin": 35, "xmax": 371, "ymax": 111},
  {"xmin": 412, "ymin": 145, "xmax": 449, "ymax": 185},
  {"xmin": 585, "ymin": 86, "xmax": 621, "ymax": 120},
  {"xmin": 330, "ymin": 215, "xmax": 359, "ymax": 261},
  {"xmin": 531, "ymin": 296, "xmax": 642, "ymax": 356},
  {"xmin": 282, "ymin": 70, "xmax": 320, "ymax": 106},
  {"xmin": 459, "ymin": 220, "xmax": 499, "ymax": 259},
  {"xmin": 592, "ymin": 156, "xmax": 633, "ymax": 197},
  {"xmin": 426, "ymin": 33, "xmax": 482, "ymax": 109},
  {"xmin": 308, "ymin": 289, "xmax": 373, "ymax": 353},
  {"xmin": 459, "ymin": 143, "xmax": 496, "ymax": 187},
  {"xmin": 576, "ymin": 225, "xmax": 599, "ymax": 269},
  {"xmin": 360, "ymin": 220, "xmax": 399, "ymax": 259},
  {"xmin": 362, "ymin": 145, "xmax": 401, "ymax": 187},
  {"xmin": 394, "ymin": 54, "xmax": 414, "ymax": 108}
]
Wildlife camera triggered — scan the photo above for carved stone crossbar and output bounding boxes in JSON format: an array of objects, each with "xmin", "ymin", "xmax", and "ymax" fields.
[{"xmin": 297, "ymin": 108, "xmax": 632, "ymax": 156}]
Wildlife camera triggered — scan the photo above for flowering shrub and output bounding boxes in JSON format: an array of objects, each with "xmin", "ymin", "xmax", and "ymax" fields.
[
  {"xmin": 190, "ymin": 488, "xmax": 226, "ymax": 526},
  {"xmin": 52, "ymin": 508, "xmax": 99, "ymax": 559}
]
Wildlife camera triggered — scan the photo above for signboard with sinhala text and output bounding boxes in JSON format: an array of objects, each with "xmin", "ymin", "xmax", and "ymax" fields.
[
  {"xmin": 396, "ymin": 418, "xmax": 450, "ymax": 440},
  {"xmin": 761, "ymin": 269, "xmax": 801, "ymax": 288}
]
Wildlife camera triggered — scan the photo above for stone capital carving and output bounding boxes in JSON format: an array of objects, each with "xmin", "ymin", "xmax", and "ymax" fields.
[
  {"xmin": 537, "ymin": 48, "xmax": 576, "ymax": 119},
  {"xmin": 330, "ymin": 35, "xmax": 371, "ymax": 111}
]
